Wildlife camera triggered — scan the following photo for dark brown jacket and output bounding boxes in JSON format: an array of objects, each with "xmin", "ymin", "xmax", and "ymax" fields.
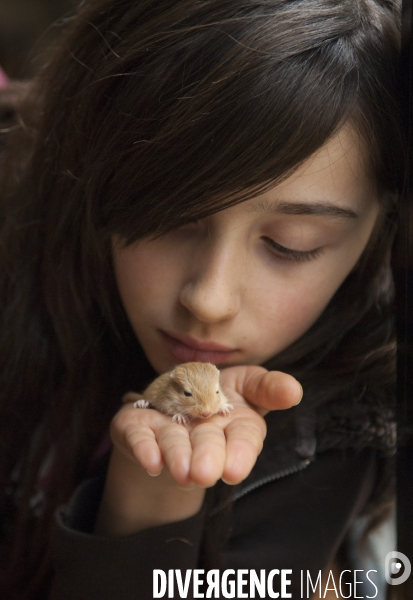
[{"xmin": 50, "ymin": 410, "xmax": 381, "ymax": 599}]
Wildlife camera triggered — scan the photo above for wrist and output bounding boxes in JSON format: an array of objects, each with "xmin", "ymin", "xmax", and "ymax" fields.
[{"xmin": 94, "ymin": 447, "xmax": 206, "ymax": 536}]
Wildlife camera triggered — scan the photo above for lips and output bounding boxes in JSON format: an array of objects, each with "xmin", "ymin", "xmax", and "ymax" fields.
[
  {"xmin": 163, "ymin": 330, "xmax": 235, "ymax": 352},
  {"xmin": 160, "ymin": 330, "xmax": 237, "ymax": 364}
]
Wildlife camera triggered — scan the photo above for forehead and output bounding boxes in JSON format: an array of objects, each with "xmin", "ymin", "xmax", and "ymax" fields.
[{"xmin": 239, "ymin": 125, "xmax": 377, "ymax": 220}]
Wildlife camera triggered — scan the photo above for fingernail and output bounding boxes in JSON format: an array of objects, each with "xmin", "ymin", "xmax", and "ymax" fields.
[
  {"xmin": 221, "ymin": 477, "xmax": 237, "ymax": 486},
  {"xmin": 147, "ymin": 469, "xmax": 163, "ymax": 477},
  {"xmin": 295, "ymin": 382, "xmax": 304, "ymax": 405}
]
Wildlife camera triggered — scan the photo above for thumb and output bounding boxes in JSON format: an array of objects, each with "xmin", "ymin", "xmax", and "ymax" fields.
[{"xmin": 240, "ymin": 366, "xmax": 303, "ymax": 412}]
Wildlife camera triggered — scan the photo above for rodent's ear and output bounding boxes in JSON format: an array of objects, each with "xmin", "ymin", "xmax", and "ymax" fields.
[
  {"xmin": 169, "ymin": 368, "xmax": 181, "ymax": 383},
  {"xmin": 169, "ymin": 367, "xmax": 179, "ymax": 379},
  {"xmin": 169, "ymin": 365, "xmax": 189, "ymax": 388}
]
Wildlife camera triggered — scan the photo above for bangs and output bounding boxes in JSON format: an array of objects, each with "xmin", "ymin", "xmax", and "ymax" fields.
[
  {"xmin": 105, "ymin": 46, "xmax": 357, "ymax": 242},
  {"xmin": 64, "ymin": 2, "xmax": 362, "ymax": 244},
  {"xmin": 31, "ymin": 0, "xmax": 401, "ymax": 249}
]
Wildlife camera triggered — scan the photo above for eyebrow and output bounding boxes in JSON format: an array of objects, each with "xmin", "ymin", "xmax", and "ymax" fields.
[{"xmin": 243, "ymin": 198, "xmax": 359, "ymax": 220}]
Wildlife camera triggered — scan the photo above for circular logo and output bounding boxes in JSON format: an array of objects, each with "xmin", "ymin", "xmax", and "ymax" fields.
[{"xmin": 385, "ymin": 551, "xmax": 411, "ymax": 585}]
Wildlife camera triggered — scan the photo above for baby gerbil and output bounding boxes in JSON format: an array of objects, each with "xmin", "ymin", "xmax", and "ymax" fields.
[{"xmin": 122, "ymin": 362, "xmax": 234, "ymax": 424}]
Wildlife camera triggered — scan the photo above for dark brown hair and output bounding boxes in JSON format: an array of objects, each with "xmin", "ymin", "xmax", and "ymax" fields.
[{"xmin": 0, "ymin": 0, "xmax": 404, "ymax": 596}]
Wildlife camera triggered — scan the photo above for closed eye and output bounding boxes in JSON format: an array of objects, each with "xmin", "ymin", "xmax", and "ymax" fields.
[
  {"xmin": 183, "ymin": 391, "xmax": 192, "ymax": 397},
  {"xmin": 263, "ymin": 237, "xmax": 324, "ymax": 262}
]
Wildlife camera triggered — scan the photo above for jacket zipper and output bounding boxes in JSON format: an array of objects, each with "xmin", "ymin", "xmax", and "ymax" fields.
[
  {"xmin": 234, "ymin": 458, "xmax": 312, "ymax": 502},
  {"xmin": 211, "ymin": 458, "xmax": 312, "ymax": 515}
]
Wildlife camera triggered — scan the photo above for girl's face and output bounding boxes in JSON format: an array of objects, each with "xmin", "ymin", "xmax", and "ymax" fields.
[{"xmin": 112, "ymin": 126, "xmax": 380, "ymax": 375}]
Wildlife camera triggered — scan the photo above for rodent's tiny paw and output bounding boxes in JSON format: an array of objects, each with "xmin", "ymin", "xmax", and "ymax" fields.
[
  {"xmin": 172, "ymin": 413, "xmax": 187, "ymax": 425},
  {"xmin": 133, "ymin": 399, "xmax": 150, "ymax": 409},
  {"xmin": 218, "ymin": 403, "xmax": 234, "ymax": 416}
]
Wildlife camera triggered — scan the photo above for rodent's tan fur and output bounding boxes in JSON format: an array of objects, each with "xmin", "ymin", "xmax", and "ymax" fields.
[{"xmin": 123, "ymin": 362, "xmax": 233, "ymax": 424}]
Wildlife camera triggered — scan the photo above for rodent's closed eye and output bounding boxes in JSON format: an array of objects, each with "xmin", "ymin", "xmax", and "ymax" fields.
[{"xmin": 183, "ymin": 390, "xmax": 192, "ymax": 397}]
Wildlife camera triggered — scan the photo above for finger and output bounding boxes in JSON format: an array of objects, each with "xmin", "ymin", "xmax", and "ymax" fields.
[
  {"xmin": 222, "ymin": 409, "xmax": 267, "ymax": 484},
  {"xmin": 156, "ymin": 423, "xmax": 194, "ymax": 486},
  {"xmin": 223, "ymin": 365, "xmax": 302, "ymax": 412},
  {"xmin": 189, "ymin": 423, "xmax": 227, "ymax": 487},
  {"xmin": 247, "ymin": 369, "xmax": 303, "ymax": 411},
  {"xmin": 111, "ymin": 412, "xmax": 165, "ymax": 475}
]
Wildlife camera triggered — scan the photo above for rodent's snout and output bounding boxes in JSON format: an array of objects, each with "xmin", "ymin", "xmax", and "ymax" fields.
[{"xmin": 199, "ymin": 411, "xmax": 213, "ymax": 418}]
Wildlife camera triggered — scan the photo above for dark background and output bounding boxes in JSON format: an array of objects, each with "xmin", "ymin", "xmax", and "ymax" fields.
[
  {"xmin": 0, "ymin": 0, "xmax": 76, "ymax": 79},
  {"xmin": 1, "ymin": 2, "xmax": 412, "ymax": 595}
]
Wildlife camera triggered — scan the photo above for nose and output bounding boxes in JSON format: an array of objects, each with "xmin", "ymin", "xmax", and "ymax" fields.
[{"xmin": 179, "ymin": 241, "xmax": 242, "ymax": 324}]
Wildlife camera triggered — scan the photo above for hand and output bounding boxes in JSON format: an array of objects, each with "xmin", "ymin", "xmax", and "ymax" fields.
[
  {"xmin": 111, "ymin": 365, "xmax": 302, "ymax": 488},
  {"xmin": 219, "ymin": 364, "xmax": 302, "ymax": 416},
  {"xmin": 95, "ymin": 366, "xmax": 301, "ymax": 536}
]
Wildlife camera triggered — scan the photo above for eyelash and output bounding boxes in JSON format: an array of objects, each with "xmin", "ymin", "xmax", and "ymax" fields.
[
  {"xmin": 263, "ymin": 237, "xmax": 324, "ymax": 262},
  {"xmin": 175, "ymin": 224, "xmax": 323, "ymax": 263}
]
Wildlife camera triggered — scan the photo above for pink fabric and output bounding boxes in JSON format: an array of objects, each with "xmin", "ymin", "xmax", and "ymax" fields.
[{"xmin": 0, "ymin": 67, "xmax": 9, "ymax": 89}]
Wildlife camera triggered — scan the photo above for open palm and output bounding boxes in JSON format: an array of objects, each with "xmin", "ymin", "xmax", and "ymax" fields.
[{"xmin": 111, "ymin": 365, "xmax": 301, "ymax": 489}]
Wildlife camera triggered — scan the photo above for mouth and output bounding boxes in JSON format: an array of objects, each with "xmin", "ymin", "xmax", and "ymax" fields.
[{"xmin": 160, "ymin": 330, "xmax": 237, "ymax": 365}]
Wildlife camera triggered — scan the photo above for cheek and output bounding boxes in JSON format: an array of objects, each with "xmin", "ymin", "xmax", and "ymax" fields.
[
  {"xmin": 252, "ymin": 260, "xmax": 354, "ymax": 348},
  {"xmin": 112, "ymin": 244, "xmax": 170, "ymax": 317},
  {"xmin": 262, "ymin": 285, "xmax": 330, "ymax": 339}
]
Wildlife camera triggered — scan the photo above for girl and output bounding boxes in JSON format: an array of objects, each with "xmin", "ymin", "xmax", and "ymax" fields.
[{"xmin": 0, "ymin": 0, "xmax": 403, "ymax": 598}]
